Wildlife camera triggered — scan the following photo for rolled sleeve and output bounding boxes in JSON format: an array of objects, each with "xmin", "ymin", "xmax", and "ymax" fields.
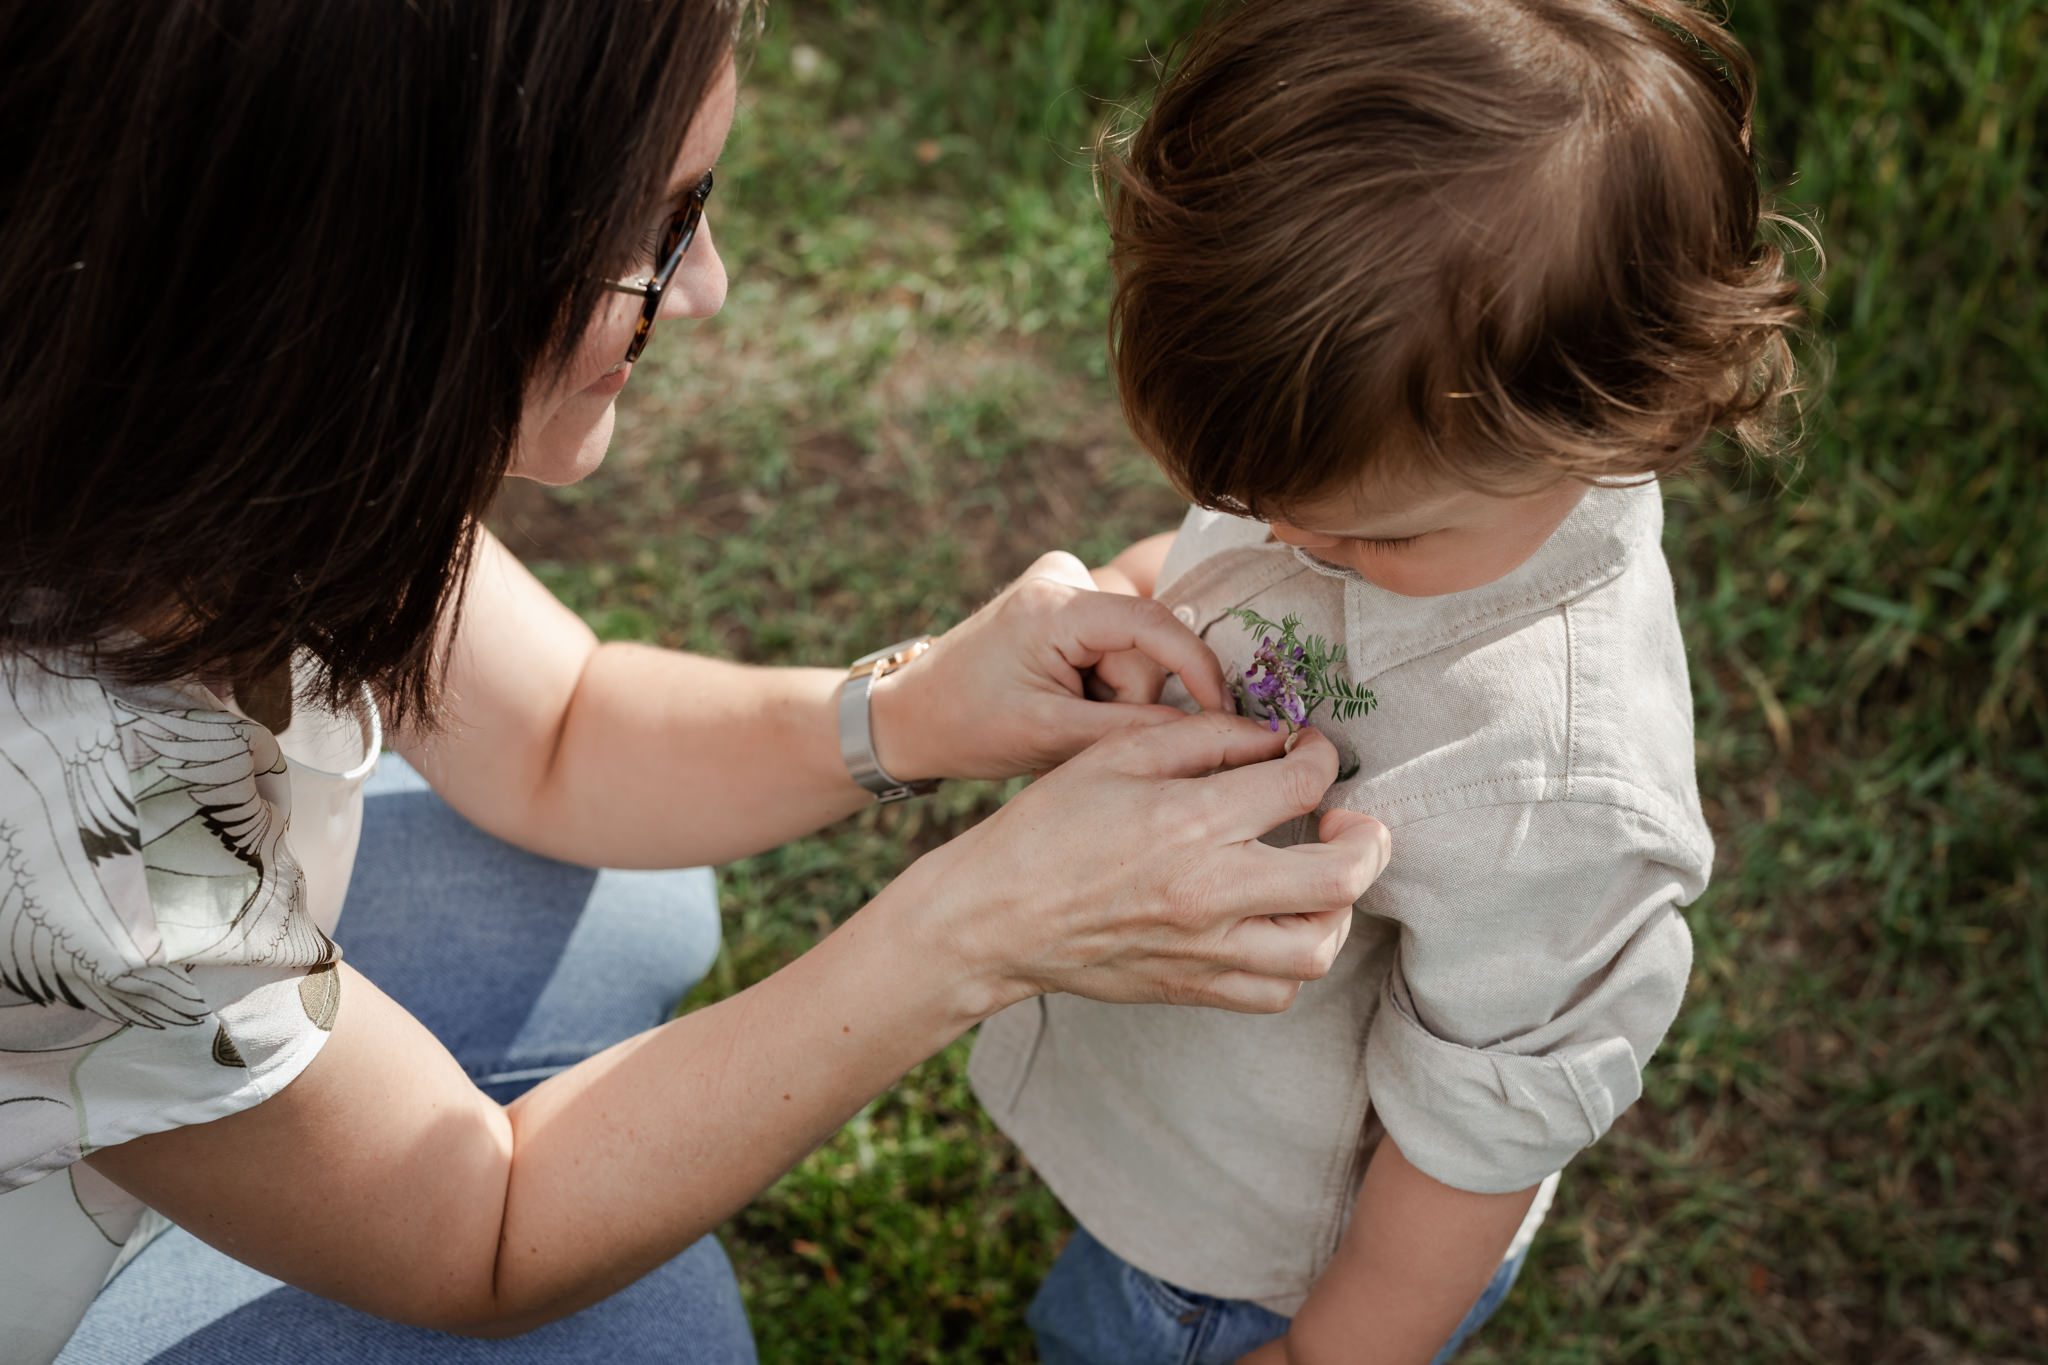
[{"xmin": 1360, "ymin": 799, "xmax": 1703, "ymax": 1193}]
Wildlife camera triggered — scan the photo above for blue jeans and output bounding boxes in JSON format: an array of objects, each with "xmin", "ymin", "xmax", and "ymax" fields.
[
  {"xmin": 1029, "ymin": 1225, "xmax": 1529, "ymax": 1365},
  {"xmin": 58, "ymin": 756, "xmax": 756, "ymax": 1364}
]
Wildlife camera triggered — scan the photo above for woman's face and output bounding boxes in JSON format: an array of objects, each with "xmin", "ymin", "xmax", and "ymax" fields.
[{"xmin": 511, "ymin": 60, "xmax": 738, "ymax": 485}]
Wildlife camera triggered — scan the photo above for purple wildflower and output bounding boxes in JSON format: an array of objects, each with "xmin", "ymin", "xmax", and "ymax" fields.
[
  {"xmin": 1243, "ymin": 633, "xmax": 1309, "ymax": 733},
  {"xmin": 1225, "ymin": 605, "xmax": 1378, "ymax": 732}
]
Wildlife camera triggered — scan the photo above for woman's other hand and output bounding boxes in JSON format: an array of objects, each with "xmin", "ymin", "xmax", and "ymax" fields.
[
  {"xmin": 870, "ymin": 548, "xmax": 1227, "ymax": 781},
  {"xmin": 894, "ymin": 715, "xmax": 1392, "ymax": 1016},
  {"xmin": 1083, "ymin": 530, "xmax": 1182, "ymax": 706}
]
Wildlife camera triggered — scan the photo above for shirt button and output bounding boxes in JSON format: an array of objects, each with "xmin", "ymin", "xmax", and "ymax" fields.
[{"xmin": 1172, "ymin": 604, "xmax": 1198, "ymax": 626}]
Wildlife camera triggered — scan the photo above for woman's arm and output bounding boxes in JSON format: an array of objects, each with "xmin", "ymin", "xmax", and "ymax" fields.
[
  {"xmin": 89, "ymin": 933, "xmax": 964, "ymax": 1336},
  {"xmin": 1237, "ymin": 1139, "xmax": 1540, "ymax": 1365},
  {"xmin": 401, "ymin": 530, "xmax": 1228, "ymax": 867},
  {"xmin": 88, "ymin": 717, "xmax": 1390, "ymax": 1335}
]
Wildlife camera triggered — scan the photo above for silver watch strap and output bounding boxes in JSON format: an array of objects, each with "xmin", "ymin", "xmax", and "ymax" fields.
[{"xmin": 838, "ymin": 639, "xmax": 938, "ymax": 803}]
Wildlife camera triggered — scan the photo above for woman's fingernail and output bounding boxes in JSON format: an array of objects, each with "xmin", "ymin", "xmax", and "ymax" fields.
[{"xmin": 1284, "ymin": 725, "xmax": 1325, "ymax": 755}]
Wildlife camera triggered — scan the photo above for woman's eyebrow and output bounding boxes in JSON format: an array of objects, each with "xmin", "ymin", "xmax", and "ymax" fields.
[
  {"xmin": 644, "ymin": 170, "xmax": 707, "ymax": 230},
  {"xmin": 667, "ymin": 155, "xmax": 720, "ymax": 201}
]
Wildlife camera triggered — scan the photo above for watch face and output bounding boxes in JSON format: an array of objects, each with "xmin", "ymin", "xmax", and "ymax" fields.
[{"xmin": 857, "ymin": 636, "xmax": 931, "ymax": 680}]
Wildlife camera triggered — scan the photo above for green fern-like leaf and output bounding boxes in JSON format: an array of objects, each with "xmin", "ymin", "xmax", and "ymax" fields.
[{"xmin": 1222, "ymin": 606, "xmax": 1377, "ymax": 728}]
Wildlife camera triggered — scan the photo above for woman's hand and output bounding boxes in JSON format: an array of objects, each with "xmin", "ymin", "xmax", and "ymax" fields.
[
  {"xmin": 1083, "ymin": 529, "xmax": 1185, "ymax": 706},
  {"xmin": 894, "ymin": 712, "xmax": 1392, "ymax": 1016},
  {"xmin": 870, "ymin": 550, "xmax": 1229, "ymax": 782}
]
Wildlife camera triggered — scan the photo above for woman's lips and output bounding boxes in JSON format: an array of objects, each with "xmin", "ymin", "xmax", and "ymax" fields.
[{"xmin": 587, "ymin": 361, "xmax": 631, "ymax": 397}]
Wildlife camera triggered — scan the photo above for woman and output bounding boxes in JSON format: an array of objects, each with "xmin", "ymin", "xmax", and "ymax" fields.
[{"xmin": 0, "ymin": 2, "xmax": 1391, "ymax": 1360}]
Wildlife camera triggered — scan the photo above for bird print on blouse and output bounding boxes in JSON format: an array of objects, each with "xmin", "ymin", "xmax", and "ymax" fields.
[
  {"xmin": 0, "ymin": 652, "xmax": 330, "ymax": 1020},
  {"xmin": 2, "ymin": 648, "xmax": 339, "ymax": 1197}
]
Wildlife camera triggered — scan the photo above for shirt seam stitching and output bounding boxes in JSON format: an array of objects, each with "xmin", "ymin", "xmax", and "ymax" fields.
[
  {"xmin": 1363, "ymin": 786, "xmax": 1707, "ymax": 855},
  {"xmin": 1563, "ymin": 601, "xmax": 1579, "ymax": 803},
  {"xmin": 1557, "ymin": 1051, "xmax": 1603, "ymax": 1145},
  {"xmin": 1349, "ymin": 552, "xmax": 1629, "ymax": 679}
]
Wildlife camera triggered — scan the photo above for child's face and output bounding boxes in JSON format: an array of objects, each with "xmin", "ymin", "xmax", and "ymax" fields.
[{"xmin": 1267, "ymin": 474, "xmax": 1588, "ymax": 598}]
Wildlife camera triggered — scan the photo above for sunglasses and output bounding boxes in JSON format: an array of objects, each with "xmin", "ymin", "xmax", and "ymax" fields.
[{"xmin": 599, "ymin": 169, "xmax": 714, "ymax": 365}]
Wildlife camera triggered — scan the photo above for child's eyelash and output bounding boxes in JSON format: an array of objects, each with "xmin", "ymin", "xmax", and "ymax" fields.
[{"xmin": 1360, "ymin": 535, "xmax": 1422, "ymax": 552}]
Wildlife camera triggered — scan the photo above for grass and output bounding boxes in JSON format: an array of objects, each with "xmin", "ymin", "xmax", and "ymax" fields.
[{"xmin": 488, "ymin": 0, "xmax": 2047, "ymax": 1358}]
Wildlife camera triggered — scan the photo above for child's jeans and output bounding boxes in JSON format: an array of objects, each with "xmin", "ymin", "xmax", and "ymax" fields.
[{"xmin": 1028, "ymin": 1225, "xmax": 1529, "ymax": 1365}]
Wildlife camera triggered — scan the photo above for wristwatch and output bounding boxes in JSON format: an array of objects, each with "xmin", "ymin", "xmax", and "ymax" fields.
[{"xmin": 838, "ymin": 636, "xmax": 941, "ymax": 803}]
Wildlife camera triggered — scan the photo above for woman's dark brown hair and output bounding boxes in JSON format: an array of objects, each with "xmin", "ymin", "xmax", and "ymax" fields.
[
  {"xmin": 0, "ymin": 0, "xmax": 742, "ymax": 726},
  {"xmin": 1104, "ymin": 0, "xmax": 1814, "ymax": 516}
]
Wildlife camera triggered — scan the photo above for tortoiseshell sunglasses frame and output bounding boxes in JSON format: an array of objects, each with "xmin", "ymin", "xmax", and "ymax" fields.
[{"xmin": 600, "ymin": 169, "xmax": 714, "ymax": 365}]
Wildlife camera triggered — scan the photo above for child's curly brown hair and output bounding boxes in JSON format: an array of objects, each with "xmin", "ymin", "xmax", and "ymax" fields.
[{"xmin": 1103, "ymin": 0, "xmax": 1816, "ymax": 514}]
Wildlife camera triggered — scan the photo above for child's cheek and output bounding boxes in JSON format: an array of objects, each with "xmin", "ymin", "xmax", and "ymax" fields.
[{"xmin": 1328, "ymin": 543, "xmax": 1429, "ymax": 595}]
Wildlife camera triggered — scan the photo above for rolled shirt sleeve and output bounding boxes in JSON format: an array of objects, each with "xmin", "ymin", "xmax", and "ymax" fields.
[{"xmin": 1361, "ymin": 797, "xmax": 1705, "ymax": 1194}]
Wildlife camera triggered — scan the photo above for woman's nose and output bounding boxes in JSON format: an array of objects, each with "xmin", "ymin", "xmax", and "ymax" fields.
[{"xmin": 660, "ymin": 219, "xmax": 727, "ymax": 321}]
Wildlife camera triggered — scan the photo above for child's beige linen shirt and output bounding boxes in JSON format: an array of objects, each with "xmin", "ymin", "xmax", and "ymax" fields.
[{"xmin": 969, "ymin": 481, "xmax": 1712, "ymax": 1313}]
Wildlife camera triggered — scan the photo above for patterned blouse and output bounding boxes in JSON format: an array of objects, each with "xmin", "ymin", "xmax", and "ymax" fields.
[{"xmin": 0, "ymin": 648, "xmax": 377, "ymax": 1365}]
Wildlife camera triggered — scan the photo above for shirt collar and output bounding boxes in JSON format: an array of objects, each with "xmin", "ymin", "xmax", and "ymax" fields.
[{"xmin": 1286, "ymin": 480, "xmax": 1664, "ymax": 680}]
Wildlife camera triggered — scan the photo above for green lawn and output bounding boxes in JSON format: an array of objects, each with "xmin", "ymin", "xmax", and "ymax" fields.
[{"xmin": 489, "ymin": 1, "xmax": 2047, "ymax": 1359}]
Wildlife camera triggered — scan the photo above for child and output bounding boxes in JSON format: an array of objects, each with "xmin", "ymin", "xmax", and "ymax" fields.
[{"xmin": 967, "ymin": 1, "xmax": 1808, "ymax": 1362}]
